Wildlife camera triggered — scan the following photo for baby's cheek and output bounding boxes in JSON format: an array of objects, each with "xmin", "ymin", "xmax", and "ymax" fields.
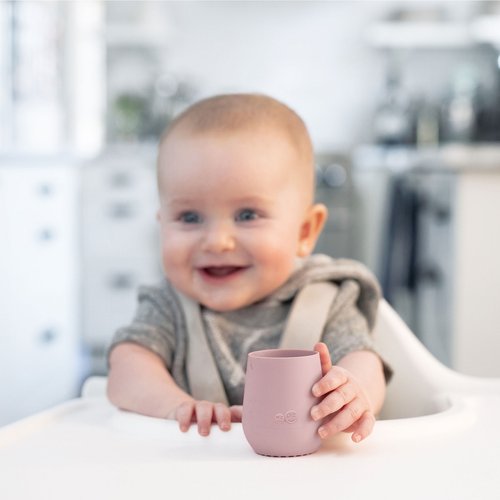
[
  {"xmin": 265, "ymin": 249, "xmax": 296, "ymax": 278},
  {"xmin": 161, "ymin": 242, "xmax": 185, "ymax": 278}
]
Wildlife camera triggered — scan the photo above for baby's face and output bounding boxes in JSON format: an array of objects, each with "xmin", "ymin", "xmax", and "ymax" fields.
[{"xmin": 157, "ymin": 127, "xmax": 318, "ymax": 311}]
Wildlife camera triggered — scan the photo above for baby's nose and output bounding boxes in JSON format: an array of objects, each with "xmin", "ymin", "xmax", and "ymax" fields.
[{"xmin": 202, "ymin": 222, "xmax": 236, "ymax": 252}]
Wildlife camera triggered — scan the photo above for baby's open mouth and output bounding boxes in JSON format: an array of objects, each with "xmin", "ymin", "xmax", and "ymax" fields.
[{"xmin": 200, "ymin": 266, "xmax": 246, "ymax": 278}]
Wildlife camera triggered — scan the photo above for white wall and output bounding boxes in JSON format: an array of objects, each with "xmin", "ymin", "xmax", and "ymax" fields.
[
  {"xmin": 162, "ymin": 1, "xmax": 387, "ymax": 151},
  {"xmin": 144, "ymin": 1, "xmax": 498, "ymax": 152}
]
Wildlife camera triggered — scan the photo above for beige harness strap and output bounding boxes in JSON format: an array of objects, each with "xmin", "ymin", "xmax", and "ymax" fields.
[
  {"xmin": 280, "ymin": 282, "xmax": 338, "ymax": 349},
  {"xmin": 176, "ymin": 281, "xmax": 337, "ymax": 404},
  {"xmin": 175, "ymin": 291, "xmax": 229, "ymax": 405}
]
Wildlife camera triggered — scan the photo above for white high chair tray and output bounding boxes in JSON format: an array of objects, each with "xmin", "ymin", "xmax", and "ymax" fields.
[{"xmin": 0, "ymin": 394, "xmax": 499, "ymax": 500}]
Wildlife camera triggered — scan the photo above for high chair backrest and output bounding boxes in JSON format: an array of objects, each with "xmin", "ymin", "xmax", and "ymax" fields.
[{"xmin": 373, "ymin": 299, "xmax": 471, "ymax": 419}]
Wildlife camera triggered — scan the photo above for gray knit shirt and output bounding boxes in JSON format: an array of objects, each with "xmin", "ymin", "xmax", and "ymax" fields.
[{"xmin": 109, "ymin": 254, "xmax": 385, "ymax": 405}]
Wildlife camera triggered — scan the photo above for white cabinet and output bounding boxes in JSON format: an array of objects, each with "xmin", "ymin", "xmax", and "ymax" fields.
[
  {"xmin": 417, "ymin": 166, "xmax": 500, "ymax": 377},
  {"xmin": 414, "ymin": 155, "xmax": 500, "ymax": 377},
  {"xmin": 81, "ymin": 146, "xmax": 161, "ymax": 373},
  {"xmin": 451, "ymin": 168, "xmax": 500, "ymax": 376},
  {"xmin": 0, "ymin": 163, "xmax": 81, "ymax": 426}
]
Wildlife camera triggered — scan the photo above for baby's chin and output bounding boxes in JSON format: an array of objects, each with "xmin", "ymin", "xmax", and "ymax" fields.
[
  {"xmin": 198, "ymin": 297, "xmax": 255, "ymax": 313},
  {"xmin": 196, "ymin": 290, "xmax": 268, "ymax": 312},
  {"xmin": 174, "ymin": 279, "xmax": 278, "ymax": 312}
]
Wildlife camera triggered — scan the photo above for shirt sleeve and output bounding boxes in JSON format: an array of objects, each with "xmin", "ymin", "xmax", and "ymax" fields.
[
  {"xmin": 321, "ymin": 279, "xmax": 393, "ymax": 382},
  {"xmin": 107, "ymin": 282, "xmax": 177, "ymax": 369}
]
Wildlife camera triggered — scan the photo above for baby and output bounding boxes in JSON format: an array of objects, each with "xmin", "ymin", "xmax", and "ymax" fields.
[{"xmin": 107, "ymin": 94, "xmax": 388, "ymax": 443}]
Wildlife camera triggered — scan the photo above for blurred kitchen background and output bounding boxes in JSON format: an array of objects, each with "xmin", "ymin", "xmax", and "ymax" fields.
[{"xmin": 1, "ymin": 0, "xmax": 500, "ymax": 426}]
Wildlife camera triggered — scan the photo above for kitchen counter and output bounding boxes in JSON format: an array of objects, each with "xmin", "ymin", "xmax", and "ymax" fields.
[
  {"xmin": 1, "ymin": 393, "xmax": 499, "ymax": 500},
  {"xmin": 352, "ymin": 143, "xmax": 500, "ymax": 376}
]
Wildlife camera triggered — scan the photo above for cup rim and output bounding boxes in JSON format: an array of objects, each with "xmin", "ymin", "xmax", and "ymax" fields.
[{"xmin": 248, "ymin": 349, "xmax": 318, "ymax": 359}]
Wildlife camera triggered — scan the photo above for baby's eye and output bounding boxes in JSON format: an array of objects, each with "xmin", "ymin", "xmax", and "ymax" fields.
[
  {"xmin": 236, "ymin": 208, "xmax": 259, "ymax": 222},
  {"xmin": 179, "ymin": 211, "xmax": 202, "ymax": 224}
]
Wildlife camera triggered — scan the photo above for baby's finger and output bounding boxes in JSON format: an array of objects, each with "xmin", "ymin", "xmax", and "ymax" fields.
[
  {"xmin": 314, "ymin": 342, "xmax": 332, "ymax": 376},
  {"xmin": 176, "ymin": 401, "xmax": 195, "ymax": 432},
  {"xmin": 317, "ymin": 398, "xmax": 366, "ymax": 439},
  {"xmin": 311, "ymin": 381, "xmax": 356, "ymax": 420},
  {"xmin": 230, "ymin": 405, "xmax": 243, "ymax": 422},
  {"xmin": 213, "ymin": 403, "xmax": 231, "ymax": 431},
  {"xmin": 349, "ymin": 411, "xmax": 376, "ymax": 443},
  {"xmin": 195, "ymin": 401, "xmax": 214, "ymax": 436},
  {"xmin": 312, "ymin": 366, "xmax": 348, "ymax": 397}
]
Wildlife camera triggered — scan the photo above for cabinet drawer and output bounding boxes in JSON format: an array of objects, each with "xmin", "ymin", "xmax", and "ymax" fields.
[
  {"xmin": 83, "ymin": 202, "xmax": 159, "ymax": 258},
  {"xmin": 82, "ymin": 257, "xmax": 162, "ymax": 348},
  {"xmin": 0, "ymin": 312, "xmax": 81, "ymax": 425},
  {"xmin": 0, "ymin": 164, "xmax": 80, "ymax": 426},
  {"xmin": 82, "ymin": 163, "xmax": 159, "ymax": 258}
]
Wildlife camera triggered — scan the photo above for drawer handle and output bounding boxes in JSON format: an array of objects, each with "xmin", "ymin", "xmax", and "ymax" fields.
[
  {"xmin": 108, "ymin": 202, "xmax": 135, "ymax": 219},
  {"xmin": 109, "ymin": 172, "xmax": 131, "ymax": 188},
  {"xmin": 38, "ymin": 228, "xmax": 56, "ymax": 241},
  {"xmin": 108, "ymin": 273, "xmax": 135, "ymax": 290},
  {"xmin": 38, "ymin": 328, "xmax": 58, "ymax": 345},
  {"xmin": 37, "ymin": 184, "xmax": 55, "ymax": 197}
]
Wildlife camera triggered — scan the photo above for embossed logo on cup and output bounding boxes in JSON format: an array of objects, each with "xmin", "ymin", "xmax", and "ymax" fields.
[{"xmin": 274, "ymin": 410, "xmax": 297, "ymax": 424}]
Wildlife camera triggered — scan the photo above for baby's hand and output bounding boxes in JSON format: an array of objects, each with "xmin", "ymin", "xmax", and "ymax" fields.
[
  {"xmin": 310, "ymin": 342, "xmax": 375, "ymax": 443},
  {"xmin": 170, "ymin": 401, "xmax": 242, "ymax": 436}
]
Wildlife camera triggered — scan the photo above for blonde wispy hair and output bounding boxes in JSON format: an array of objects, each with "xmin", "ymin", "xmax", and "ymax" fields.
[{"xmin": 159, "ymin": 93, "xmax": 314, "ymax": 166}]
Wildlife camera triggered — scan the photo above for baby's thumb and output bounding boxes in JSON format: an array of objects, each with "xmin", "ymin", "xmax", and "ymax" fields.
[{"xmin": 314, "ymin": 342, "xmax": 332, "ymax": 376}]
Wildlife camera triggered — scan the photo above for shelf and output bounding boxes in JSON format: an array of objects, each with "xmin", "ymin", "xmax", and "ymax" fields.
[
  {"xmin": 367, "ymin": 21, "xmax": 472, "ymax": 49},
  {"xmin": 106, "ymin": 25, "xmax": 166, "ymax": 48},
  {"xmin": 470, "ymin": 15, "xmax": 500, "ymax": 48}
]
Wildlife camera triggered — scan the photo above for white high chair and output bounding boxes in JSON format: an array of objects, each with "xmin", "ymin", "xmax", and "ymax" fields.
[
  {"xmin": 373, "ymin": 299, "xmax": 500, "ymax": 419},
  {"xmin": 2, "ymin": 299, "xmax": 499, "ymax": 500},
  {"xmin": 81, "ymin": 298, "xmax": 500, "ymax": 419}
]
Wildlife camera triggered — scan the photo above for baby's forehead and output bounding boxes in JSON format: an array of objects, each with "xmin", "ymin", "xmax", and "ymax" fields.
[
  {"xmin": 159, "ymin": 129, "xmax": 314, "ymax": 207},
  {"xmin": 160, "ymin": 122, "xmax": 311, "ymax": 164}
]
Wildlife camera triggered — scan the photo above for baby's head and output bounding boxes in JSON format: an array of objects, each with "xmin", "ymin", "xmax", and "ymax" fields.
[{"xmin": 157, "ymin": 93, "xmax": 327, "ymax": 311}]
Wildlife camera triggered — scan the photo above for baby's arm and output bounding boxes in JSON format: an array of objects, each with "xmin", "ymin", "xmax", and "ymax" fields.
[
  {"xmin": 310, "ymin": 342, "xmax": 386, "ymax": 443},
  {"xmin": 107, "ymin": 342, "xmax": 241, "ymax": 435}
]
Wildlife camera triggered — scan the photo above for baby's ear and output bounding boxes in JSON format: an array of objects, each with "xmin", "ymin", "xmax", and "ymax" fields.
[{"xmin": 297, "ymin": 203, "xmax": 328, "ymax": 257}]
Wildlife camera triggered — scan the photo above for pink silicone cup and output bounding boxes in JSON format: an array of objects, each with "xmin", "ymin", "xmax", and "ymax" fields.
[{"xmin": 242, "ymin": 349, "xmax": 322, "ymax": 457}]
